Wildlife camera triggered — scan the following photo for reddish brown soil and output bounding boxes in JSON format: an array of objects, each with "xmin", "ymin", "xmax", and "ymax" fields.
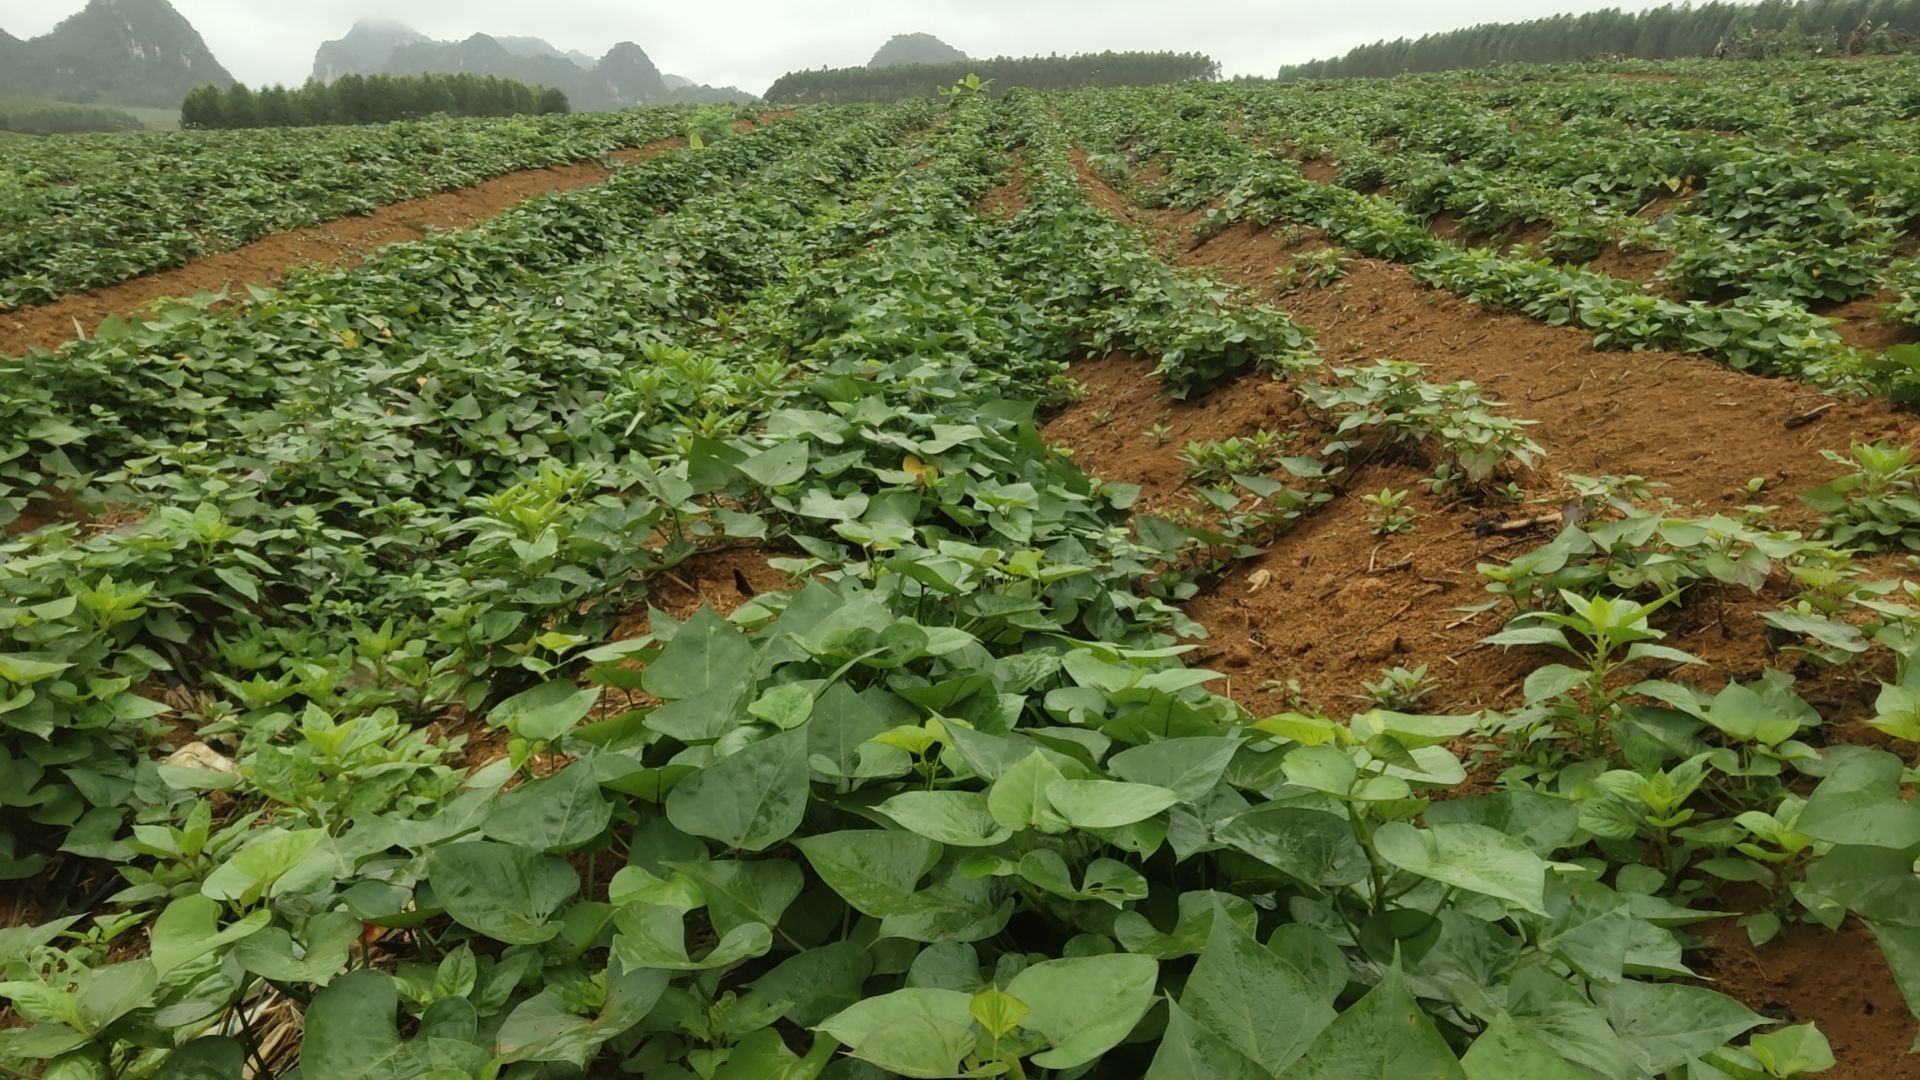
[
  {"xmin": 980, "ymin": 151, "xmax": 1029, "ymax": 218},
  {"xmin": 1696, "ymin": 917, "xmax": 1920, "ymax": 1080},
  {"xmin": 1069, "ymin": 147, "xmax": 1135, "ymax": 219},
  {"xmin": 1174, "ymin": 222, "xmax": 1920, "ymax": 511},
  {"xmin": 1049, "ymin": 352, "xmax": 1312, "ymax": 517},
  {"xmin": 1300, "ymin": 158, "xmax": 1343, "ymax": 184},
  {"xmin": 1429, "ymin": 211, "xmax": 1550, "ymax": 252},
  {"xmin": 1061, "ymin": 158, "xmax": 1920, "ymax": 710},
  {"xmin": 1589, "ymin": 240, "xmax": 1676, "ymax": 284},
  {"xmin": 1191, "ymin": 461, "xmax": 1529, "ymax": 712},
  {"xmin": 1827, "ymin": 293, "xmax": 1920, "ymax": 352},
  {"xmin": 1278, "ymin": 146, "xmax": 1691, "ymax": 297},
  {"xmin": 1, "ymin": 137, "xmax": 689, "ymax": 356},
  {"xmin": 1637, "ymin": 192, "xmax": 1698, "ymax": 221},
  {"xmin": 1055, "ymin": 152, "xmax": 1920, "ymax": 1075},
  {"xmin": 1429, "ymin": 212, "xmax": 1467, "ymax": 243},
  {"xmin": 1047, "ymin": 352, "xmax": 1531, "ymax": 712},
  {"xmin": 1509, "ymin": 220, "xmax": 1553, "ymax": 250},
  {"xmin": 611, "ymin": 545, "xmax": 800, "ymax": 641}
]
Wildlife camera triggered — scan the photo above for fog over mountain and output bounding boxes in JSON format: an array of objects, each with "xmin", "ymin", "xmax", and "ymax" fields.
[
  {"xmin": 4, "ymin": 0, "xmax": 1688, "ymax": 101},
  {"xmin": 0, "ymin": 0, "xmax": 234, "ymax": 106},
  {"xmin": 309, "ymin": 19, "xmax": 751, "ymax": 108}
]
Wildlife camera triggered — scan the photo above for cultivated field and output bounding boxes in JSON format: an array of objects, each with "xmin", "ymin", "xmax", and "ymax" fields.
[{"xmin": 1, "ymin": 59, "xmax": 1918, "ymax": 1079}]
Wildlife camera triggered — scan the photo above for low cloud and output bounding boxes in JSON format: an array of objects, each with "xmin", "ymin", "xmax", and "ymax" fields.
[{"xmin": 9, "ymin": 0, "xmax": 1683, "ymax": 94}]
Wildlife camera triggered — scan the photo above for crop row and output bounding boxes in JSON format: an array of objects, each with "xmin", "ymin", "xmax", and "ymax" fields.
[
  {"xmin": 1059, "ymin": 82, "xmax": 1920, "ymax": 400},
  {"xmin": 0, "ymin": 85, "xmax": 1916, "ymax": 1080},
  {"xmin": 0, "ymin": 106, "xmax": 747, "ymax": 310},
  {"xmin": 1474, "ymin": 59, "xmax": 1920, "ymax": 153},
  {"xmin": 1237, "ymin": 75, "xmax": 1920, "ymax": 314},
  {"xmin": 0, "ymin": 100, "xmax": 933, "ymax": 863},
  {"xmin": 1061, "ymin": 80, "xmax": 1920, "ymax": 1073}
]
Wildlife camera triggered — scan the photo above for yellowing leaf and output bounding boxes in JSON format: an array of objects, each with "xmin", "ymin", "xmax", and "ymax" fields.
[
  {"xmin": 1253, "ymin": 712, "xmax": 1341, "ymax": 746},
  {"xmin": 902, "ymin": 455, "xmax": 936, "ymax": 486}
]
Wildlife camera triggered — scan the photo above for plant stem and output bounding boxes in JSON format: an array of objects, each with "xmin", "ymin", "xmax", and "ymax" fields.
[{"xmin": 1344, "ymin": 802, "xmax": 1387, "ymax": 913}]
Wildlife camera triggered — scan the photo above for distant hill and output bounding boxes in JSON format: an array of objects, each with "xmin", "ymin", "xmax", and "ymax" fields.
[
  {"xmin": 311, "ymin": 20, "xmax": 752, "ymax": 109},
  {"xmin": 588, "ymin": 40, "xmax": 669, "ymax": 103},
  {"xmin": 496, "ymin": 36, "xmax": 595, "ymax": 69},
  {"xmin": 310, "ymin": 19, "xmax": 429, "ymax": 81},
  {"xmin": 0, "ymin": 0, "xmax": 235, "ymax": 108},
  {"xmin": 868, "ymin": 33, "xmax": 968, "ymax": 68},
  {"xmin": 384, "ymin": 33, "xmax": 645, "ymax": 104}
]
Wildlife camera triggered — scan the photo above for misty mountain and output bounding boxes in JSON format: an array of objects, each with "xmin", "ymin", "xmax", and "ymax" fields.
[
  {"xmin": 868, "ymin": 32, "xmax": 969, "ymax": 68},
  {"xmin": 309, "ymin": 18, "xmax": 429, "ymax": 81},
  {"xmin": 311, "ymin": 19, "xmax": 752, "ymax": 109},
  {"xmin": 496, "ymin": 36, "xmax": 596, "ymax": 69},
  {"xmin": 0, "ymin": 0, "xmax": 234, "ymax": 108}
]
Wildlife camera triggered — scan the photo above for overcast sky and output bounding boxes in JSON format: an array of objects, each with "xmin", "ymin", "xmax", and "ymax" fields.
[{"xmin": 5, "ymin": 1, "xmax": 1687, "ymax": 94}]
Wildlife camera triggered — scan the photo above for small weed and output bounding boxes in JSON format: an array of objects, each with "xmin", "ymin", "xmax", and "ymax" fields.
[
  {"xmin": 1259, "ymin": 676, "xmax": 1316, "ymax": 712},
  {"xmin": 1181, "ymin": 429, "xmax": 1295, "ymax": 482},
  {"xmin": 1048, "ymin": 374, "xmax": 1091, "ymax": 405},
  {"xmin": 1276, "ymin": 249, "xmax": 1350, "ymax": 292},
  {"xmin": 1360, "ymin": 664, "xmax": 1436, "ymax": 711},
  {"xmin": 1363, "ymin": 487, "xmax": 1416, "ymax": 535}
]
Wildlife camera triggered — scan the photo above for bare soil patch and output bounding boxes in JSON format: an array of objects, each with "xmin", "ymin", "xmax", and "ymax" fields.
[
  {"xmin": 1068, "ymin": 146, "xmax": 1135, "ymax": 220},
  {"xmin": 1695, "ymin": 916, "xmax": 1920, "ymax": 1080},
  {"xmin": 1188, "ymin": 459, "xmax": 1527, "ymax": 712},
  {"xmin": 1300, "ymin": 158, "xmax": 1343, "ymax": 184},
  {"xmin": 979, "ymin": 150, "xmax": 1029, "ymax": 218},
  {"xmin": 1182, "ymin": 222, "xmax": 1920, "ymax": 515},
  {"xmin": 1049, "ymin": 352, "xmax": 1311, "ymax": 515},
  {"xmin": 1826, "ymin": 292, "xmax": 1920, "ymax": 352},
  {"xmin": 1636, "ymin": 192, "xmax": 1698, "ymax": 222},
  {"xmin": 1428, "ymin": 211, "xmax": 1551, "ymax": 252},
  {"xmin": 611, "ymin": 545, "xmax": 800, "ymax": 641},
  {"xmin": 1589, "ymin": 240, "xmax": 1676, "ymax": 284},
  {"xmin": 1071, "ymin": 153, "xmax": 1920, "ymax": 518}
]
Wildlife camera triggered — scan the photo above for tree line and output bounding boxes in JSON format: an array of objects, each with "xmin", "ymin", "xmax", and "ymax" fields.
[
  {"xmin": 766, "ymin": 51, "xmax": 1219, "ymax": 104},
  {"xmin": 181, "ymin": 73, "xmax": 569, "ymax": 130},
  {"xmin": 1277, "ymin": 0, "xmax": 1920, "ymax": 79}
]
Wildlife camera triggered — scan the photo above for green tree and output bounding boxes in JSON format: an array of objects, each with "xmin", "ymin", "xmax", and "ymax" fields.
[
  {"xmin": 183, "ymin": 71, "xmax": 567, "ymax": 129},
  {"xmin": 257, "ymin": 85, "xmax": 296, "ymax": 127},
  {"xmin": 179, "ymin": 84, "xmax": 224, "ymax": 128},
  {"xmin": 221, "ymin": 82, "xmax": 258, "ymax": 127}
]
